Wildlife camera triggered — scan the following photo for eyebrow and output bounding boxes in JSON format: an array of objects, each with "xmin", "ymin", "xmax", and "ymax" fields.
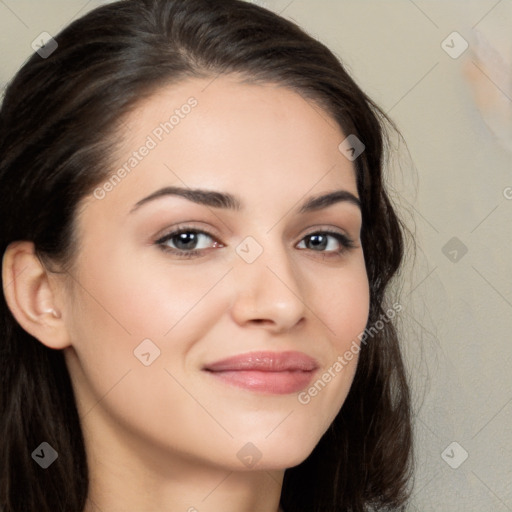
[{"xmin": 129, "ymin": 186, "xmax": 361, "ymax": 214}]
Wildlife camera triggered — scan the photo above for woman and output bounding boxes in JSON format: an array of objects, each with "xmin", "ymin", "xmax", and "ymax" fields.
[{"xmin": 0, "ymin": 0, "xmax": 413, "ymax": 510}]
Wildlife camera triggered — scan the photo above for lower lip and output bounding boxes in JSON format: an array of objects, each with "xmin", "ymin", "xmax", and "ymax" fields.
[{"xmin": 205, "ymin": 370, "xmax": 316, "ymax": 394}]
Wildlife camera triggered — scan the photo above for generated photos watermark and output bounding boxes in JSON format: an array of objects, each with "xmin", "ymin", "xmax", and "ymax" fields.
[
  {"xmin": 93, "ymin": 97, "xmax": 198, "ymax": 200},
  {"xmin": 297, "ymin": 302, "xmax": 402, "ymax": 405}
]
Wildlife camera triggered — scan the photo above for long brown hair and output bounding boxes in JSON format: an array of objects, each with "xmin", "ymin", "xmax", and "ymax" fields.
[{"xmin": 0, "ymin": 1, "xmax": 413, "ymax": 510}]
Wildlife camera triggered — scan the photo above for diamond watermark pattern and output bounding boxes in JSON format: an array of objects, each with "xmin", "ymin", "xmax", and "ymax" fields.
[
  {"xmin": 338, "ymin": 134, "xmax": 365, "ymax": 161},
  {"xmin": 31, "ymin": 32, "xmax": 58, "ymax": 59},
  {"xmin": 441, "ymin": 441, "xmax": 468, "ymax": 469},
  {"xmin": 134, "ymin": 338, "xmax": 161, "ymax": 366},
  {"xmin": 236, "ymin": 236, "xmax": 263, "ymax": 264},
  {"xmin": 441, "ymin": 31, "xmax": 468, "ymax": 59},
  {"xmin": 32, "ymin": 442, "xmax": 58, "ymax": 469},
  {"xmin": 442, "ymin": 236, "xmax": 468, "ymax": 263},
  {"xmin": 236, "ymin": 442, "xmax": 262, "ymax": 468}
]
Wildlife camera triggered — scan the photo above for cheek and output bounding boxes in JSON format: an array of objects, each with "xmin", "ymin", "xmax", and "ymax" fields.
[
  {"xmin": 323, "ymin": 258, "xmax": 371, "ymax": 348},
  {"xmin": 72, "ymin": 240, "xmax": 230, "ymax": 342},
  {"xmin": 296, "ymin": 258, "xmax": 369, "ymax": 425},
  {"xmin": 64, "ymin": 252, "xmax": 237, "ymax": 458},
  {"xmin": 65, "ymin": 245, "xmax": 232, "ymax": 405}
]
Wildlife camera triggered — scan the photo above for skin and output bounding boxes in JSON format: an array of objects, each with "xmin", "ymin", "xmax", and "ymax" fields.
[{"xmin": 3, "ymin": 75, "xmax": 370, "ymax": 512}]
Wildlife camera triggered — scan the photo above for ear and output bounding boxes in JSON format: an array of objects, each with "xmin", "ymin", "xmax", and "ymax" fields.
[{"xmin": 2, "ymin": 240, "xmax": 72, "ymax": 349}]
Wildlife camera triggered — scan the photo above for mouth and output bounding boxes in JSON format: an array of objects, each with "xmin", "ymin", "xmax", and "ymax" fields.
[{"xmin": 202, "ymin": 351, "xmax": 319, "ymax": 394}]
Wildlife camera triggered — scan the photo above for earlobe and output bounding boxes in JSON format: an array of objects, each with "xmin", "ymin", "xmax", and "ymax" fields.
[{"xmin": 1, "ymin": 240, "xmax": 71, "ymax": 349}]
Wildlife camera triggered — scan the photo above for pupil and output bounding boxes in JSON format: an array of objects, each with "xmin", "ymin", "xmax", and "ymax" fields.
[
  {"xmin": 176, "ymin": 232, "xmax": 197, "ymax": 250},
  {"xmin": 309, "ymin": 234, "xmax": 327, "ymax": 250}
]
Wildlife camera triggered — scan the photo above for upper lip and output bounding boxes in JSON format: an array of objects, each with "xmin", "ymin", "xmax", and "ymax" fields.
[{"xmin": 203, "ymin": 351, "xmax": 319, "ymax": 372}]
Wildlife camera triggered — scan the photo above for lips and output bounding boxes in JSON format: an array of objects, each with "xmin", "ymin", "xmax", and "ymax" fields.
[{"xmin": 202, "ymin": 351, "xmax": 319, "ymax": 394}]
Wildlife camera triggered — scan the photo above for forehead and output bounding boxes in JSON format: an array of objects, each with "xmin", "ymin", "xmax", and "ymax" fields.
[{"xmin": 79, "ymin": 75, "xmax": 358, "ymax": 222}]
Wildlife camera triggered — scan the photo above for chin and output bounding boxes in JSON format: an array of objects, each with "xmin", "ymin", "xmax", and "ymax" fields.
[
  {"xmin": 253, "ymin": 445, "xmax": 317, "ymax": 472},
  {"xmin": 246, "ymin": 433, "xmax": 321, "ymax": 472}
]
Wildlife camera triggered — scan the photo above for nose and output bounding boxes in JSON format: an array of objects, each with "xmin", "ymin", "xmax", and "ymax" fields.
[{"xmin": 228, "ymin": 237, "xmax": 307, "ymax": 334}]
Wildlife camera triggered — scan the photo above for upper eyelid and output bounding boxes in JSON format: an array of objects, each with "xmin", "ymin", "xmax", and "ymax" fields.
[{"xmin": 155, "ymin": 226, "xmax": 219, "ymax": 244}]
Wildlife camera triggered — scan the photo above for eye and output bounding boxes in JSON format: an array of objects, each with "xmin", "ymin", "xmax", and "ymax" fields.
[
  {"xmin": 297, "ymin": 230, "xmax": 356, "ymax": 258},
  {"xmin": 155, "ymin": 227, "xmax": 222, "ymax": 259}
]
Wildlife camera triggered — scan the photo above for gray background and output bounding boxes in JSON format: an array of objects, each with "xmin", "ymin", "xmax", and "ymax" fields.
[{"xmin": 1, "ymin": 1, "xmax": 511, "ymax": 510}]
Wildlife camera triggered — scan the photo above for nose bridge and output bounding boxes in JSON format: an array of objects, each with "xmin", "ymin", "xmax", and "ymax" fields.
[{"xmin": 228, "ymin": 231, "xmax": 307, "ymax": 328}]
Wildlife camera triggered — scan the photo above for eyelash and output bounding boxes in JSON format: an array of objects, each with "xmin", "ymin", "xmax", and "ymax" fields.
[{"xmin": 154, "ymin": 225, "xmax": 356, "ymax": 260}]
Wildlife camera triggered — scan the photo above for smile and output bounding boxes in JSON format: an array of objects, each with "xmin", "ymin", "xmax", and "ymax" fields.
[{"xmin": 202, "ymin": 351, "xmax": 319, "ymax": 394}]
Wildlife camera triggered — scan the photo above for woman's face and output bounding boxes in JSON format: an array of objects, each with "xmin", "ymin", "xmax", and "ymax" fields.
[{"xmin": 62, "ymin": 75, "xmax": 370, "ymax": 472}]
